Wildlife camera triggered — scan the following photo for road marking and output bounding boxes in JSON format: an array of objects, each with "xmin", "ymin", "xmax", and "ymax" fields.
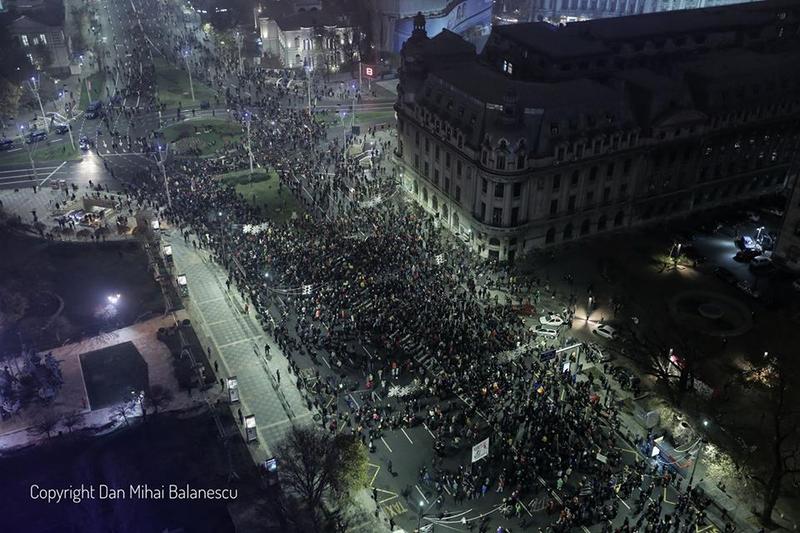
[
  {"xmin": 415, "ymin": 484, "xmax": 428, "ymax": 504},
  {"xmin": 422, "ymin": 422, "xmax": 436, "ymax": 439},
  {"xmin": 400, "ymin": 427, "xmax": 413, "ymax": 444},
  {"xmin": 0, "ymin": 166, "xmax": 60, "ymax": 174},
  {"xmin": 367, "ymin": 462, "xmax": 380, "ymax": 487},
  {"xmin": 663, "ymin": 487, "xmax": 677, "ymax": 505},
  {"xmin": 617, "ymin": 495, "xmax": 631, "ymax": 509},
  {"xmin": 321, "ymin": 356, "xmax": 331, "ymax": 368},
  {"xmin": 380, "ymin": 437, "xmax": 393, "ymax": 453},
  {"xmin": 581, "ymin": 527, "xmax": 591, "ymax": 533},
  {"xmin": 382, "ymin": 500, "xmax": 406, "ymax": 518},
  {"xmin": 348, "ymin": 393, "xmax": 360, "ymax": 409}
]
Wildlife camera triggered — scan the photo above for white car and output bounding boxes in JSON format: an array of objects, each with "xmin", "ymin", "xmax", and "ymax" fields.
[
  {"xmin": 531, "ymin": 325, "xmax": 559, "ymax": 338},
  {"xmin": 593, "ymin": 324, "xmax": 617, "ymax": 340},
  {"xmin": 538, "ymin": 313, "xmax": 565, "ymax": 327}
]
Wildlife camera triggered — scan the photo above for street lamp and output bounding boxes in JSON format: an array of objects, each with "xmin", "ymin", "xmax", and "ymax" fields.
[
  {"xmin": 688, "ymin": 420, "xmax": 710, "ymax": 487},
  {"xmin": 417, "ymin": 500, "xmax": 424, "ymax": 531},
  {"xmin": 304, "ymin": 64, "xmax": 313, "ymax": 115},
  {"xmin": 182, "ymin": 49, "xmax": 195, "ymax": 102},
  {"xmin": 27, "ymin": 75, "xmax": 49, "ymax": 133},
  {"xmin": 243, "ymin": 110, "xmax": 254, "ymax": 175}
]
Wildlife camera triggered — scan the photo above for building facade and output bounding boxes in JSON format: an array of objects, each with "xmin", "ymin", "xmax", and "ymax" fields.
[
  {"xmin": 258, "ymin": 9, "xmax": 354, "ymax": 70},
  {"xmin": 527, "ymin": 0, "xmax": 764, "ymax": 25},
  {"xmin": 9, "ymin": 14, "xmax": 72, "ymax": 73},
  {"xmin": 394, "ymin": 2, "xmax": 800, "ymax": 261}
]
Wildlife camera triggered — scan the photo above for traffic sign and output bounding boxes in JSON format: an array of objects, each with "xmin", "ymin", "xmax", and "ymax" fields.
[
  {"xmin": 540, "ymin": 349, "xmax": 556, "ymax": 361},
  {"xmin": 471, "ymin": 437, "xmax": 489, "ymax": 463}
]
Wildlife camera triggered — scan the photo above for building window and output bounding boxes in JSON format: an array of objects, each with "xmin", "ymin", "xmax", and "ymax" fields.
[
  {"xmin": 21, "ymin": 35, "xmax": 30, "ymax": 46},
  {"xmin": 552, "ymin": 174, "xmax": 561, "ymax": 192},
  {"xmin": 511, "ymin": 207, "xmax": 519, "ymax": 225},
  {"xmin": 580, "ymin": 219, "xmax": 590, "ymax": 236},
  {"xmin": 457, "ymin": 160, "xmax": 462, "ymax": 177},
  {"xmin": 481, "ymin": 178, "xmax": 488, "ymax": 194},
  {"xmin": 445, "ymin": 152, "xmax": 451, "ymax": 168},
  {"xmin": 480, "ymin": 202, "xmax": 486, "ymax": 221},
  {"xmin": 606, "ymin": 163, "xmax": 615, "ymax": 179},
  {"xmin": 570, "ymin": 171, "xmax": 578, "ymax": 187},
  {"xmin": 568, "ymin": 195, "xmax": 576, "ymax": 212},
  {"xmin": 455, "ymin": 186, "xmax": 461, "ymax": 203},
  {"xmin": 550, "ymin": 199, "xmax": 558, "ymax": 216},
  {"xmin": 623, "ymin": 158, "xmax": 631, "ymax": 175},
  {"xmin": 425, "ymin": 138, "xmax": 430, "ymax": 154},
  {"xmin": 563, "ymin": 223, "xmax": 573, "ymax": 240},
  {"xmin": 546, "ymin": 227, "xmax": 556, "ymax": 243},
  {"xmin": 492, "ymin": 208, "xmax": 503, "ymax": 225},
  {"xmin": 424, "ymin": 162, "xmax": 429, "ymax": 178},
  {"xmin": 444, "ymin": 177, "xmax": 451, "ymax": 192},
  {"xmin": 495, "ymin": 183, "xmax": 504, "ymax": 198},
  {"xmin": 434, "ymin": 144, "xmax": 439, "ymax": 161},
  {"xmin": 434, "ymin": 168, "xmax": 439, "ymax": 184},
  {"xmin": 39, "ymin": 33, "xmax": 47, "ymax": 45},
  {"xmin": 503, "ymin": 60, "xmax": 513, "ymax": 75},
  {"xmin": 414, "ymin": 154, "xmax": 419, "ymax": 169},
  {"xmin": 517, "ymin": 152, "xmax": 525, "ymax": 169},
  {"xmin": 603, "ymin": 187, "xmax": 611, "ymax": 202},
  {"xmin": 513, "ymin": 182, "xmax": 521, "ymax": 198},
  {"xmin": 497, "ymin": 153, "xmax": 506, "ymax": 170},
  {"xmin": 589, "ymin": 166, "xmax": 598, "ymax": 181}
]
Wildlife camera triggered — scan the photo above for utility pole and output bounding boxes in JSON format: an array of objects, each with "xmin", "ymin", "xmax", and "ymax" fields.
[
  {"xmin": 235, "ymin": 32, "xmax": 243, "ymax": 76},
  {"xmin": 244, "ymin": 111, "xmax": 254, "ymax": 175},
  {"xmin": 688, "ymin": 438, "xmax": 708, "ymax": 487},
  {"xmin": 28, "ymin": 76, "xmax": 49, "ymax": 133},
  {"xmin": 183, "ymin": 50, "xmax": 195, "ymax": 102},
  {"xmin": 20, "ymin": 125, "xmax": 38, "ymax": 185},
  {"xmin": 154, "ymin": 144, "xmax": 171, "ymax": 209}
]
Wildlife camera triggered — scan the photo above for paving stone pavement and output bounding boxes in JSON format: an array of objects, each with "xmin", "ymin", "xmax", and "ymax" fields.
[{"xmin": 167, "ymin": 229, "xmax": 313, "ymax": 461}]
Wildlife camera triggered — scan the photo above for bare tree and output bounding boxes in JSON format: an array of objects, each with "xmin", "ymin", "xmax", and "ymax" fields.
[
  {"xmin": 28, "ymin": 412, "xmax": 61, "ymax": 439},
  {"xmin": 62, "ymin": 410, "xmax": 85, "ymax": 433},
  {"xmin": 748, "ymin": 358, "xmax": 800, "ymax": 526},
  {"xmin": 111, "ymin": 401, "xmax": 134, "ymax": 426},
  {"xmin": 276, "ymin": 426, "xmax": 368, "ymax": 527},
  {"xmin": 145, "ymin": 384, "xmax": 174, "ymax": 416}
]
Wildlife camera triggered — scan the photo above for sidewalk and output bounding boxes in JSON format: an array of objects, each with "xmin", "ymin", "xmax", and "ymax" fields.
[{"xmin": 165, "ymin": 226, "xmax": 391, "ymax": 532}]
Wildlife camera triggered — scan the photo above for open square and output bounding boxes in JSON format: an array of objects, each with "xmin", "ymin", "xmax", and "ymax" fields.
[{"xmin": 79, "ymin": 341, "xmax": 149, "ymax": 410}]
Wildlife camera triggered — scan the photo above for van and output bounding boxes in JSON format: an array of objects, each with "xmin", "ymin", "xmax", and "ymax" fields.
[{"xmin": 86, "ymin": 100, "xmax": 103, "ymax": 119}]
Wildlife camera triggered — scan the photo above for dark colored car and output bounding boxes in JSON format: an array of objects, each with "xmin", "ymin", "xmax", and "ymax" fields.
[
  {"xmin": 734, "ymin": 249, "xmax": 760, "ymax": 262},
  {"xmin": 0, "ymin": 138, "xmax": 14, "ymax": 151},
  {"xmin": 200, "ymin": 100, "xmax": 210, "ymax": 109},
  {"xmin": 26, "ymin": 131, "xmax": 47, "ymax": 143},
  {"xmin": 54, "ymin": 123, "xmax": 70, "ymax": 134}
]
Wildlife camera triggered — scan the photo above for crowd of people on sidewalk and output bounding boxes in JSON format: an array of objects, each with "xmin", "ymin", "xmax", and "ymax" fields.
[{"xmin": 105, "ymin": 3, "xmax": 740, "ymax": 532}]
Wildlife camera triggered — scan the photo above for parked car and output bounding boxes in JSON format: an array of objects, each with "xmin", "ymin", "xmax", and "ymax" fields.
[
  {"xmin": 26, "ymin": 131, "xmax": 47, "ymax": 143},
  {"xmin": 734, "ymin": 235, "xmax": 758, "ymax": 251},
  {"xmin": 749, "ymin": 256, "xmax": 772, "ymax": 270},
  {"xmin": 593, "ymin": 324, "xmax": 617, "ymax": 340},
  {"xmin": 199, "ymin": 100, "xmax": 210, "ymax": 109},
  {"xmin": 538, "ymin": 313, "xmax": 565, "ymax": 327},
  {"xmin": 714, "ymin": 266, "xmax": 737, "ymax": 284},
  {"xmin": 54, "ymin": 123, "xmax": 70, "ymax": 134},
  {"xmin": 734, "ymin": 249, "xmax": 761, "ymax": 262},
  {"xmin": 0, "ymin": 138, "xmax": 14, "ymax": 151},
  {"xmin": 531, "ymin": 325, "xmax": 559, "ymax": 338}
]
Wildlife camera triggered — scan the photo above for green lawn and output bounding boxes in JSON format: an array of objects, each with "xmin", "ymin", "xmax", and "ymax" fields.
[
  {"xmin": 78, "ymin": 71, "xmax": 107, "ymax": 110},
  {"xmin": 352, "ymin": 109, "xmax": 395, "ymax": 125},
  {"xmin": 154, "ymin": 57, "xmax": 217, "ymax": 108},
  {"xmin": 163, "ymin": 118, "xmax": 242, "ymax": 157},
  {"xmin": 0, "ymin": 141, "xmax": 81, "ymax": 164},
  {"xmin": 217, "ymin": 168, "xmax": 301, "ymax": 224}
]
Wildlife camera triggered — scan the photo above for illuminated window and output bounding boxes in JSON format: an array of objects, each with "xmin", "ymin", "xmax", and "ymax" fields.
[
  {"xmin": 21, "ymin": 34, "xmax": 29, "ymax": 46},
  {"xmin": 40, "ymin": 33, "xmax": 47, "ymax": 45},
  {"xmin": 503, "ymin": 60, "xmax": 513, "ymax": 75}
]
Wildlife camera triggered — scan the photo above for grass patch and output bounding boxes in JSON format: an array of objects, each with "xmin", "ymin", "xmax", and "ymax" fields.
[
  {"xmin": 154, "ymin": 57, "xmax": 216, "ymax": 108},
  {"xmin": 78, "ymin": 71, "xmax": 106, "ymax": 110},
  {"xmin": 1, "ymin": 141, "xmax": 81, "ymax": 165},
  {"xmin": 217, "ymin": 168, "xmax": 301, "ymax": 224},
  {"xmin": 163, "ymin": 118, "xmax": 242, "ymax": 157},
  {"xmin": 352, "ymin": 109, "xmax": 395, "ymax": 125}
]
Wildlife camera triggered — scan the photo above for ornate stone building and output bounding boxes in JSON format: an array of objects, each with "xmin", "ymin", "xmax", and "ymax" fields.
[{"xmin": 393, "ymin": 2, "xmax": 800, "ymax": 261}]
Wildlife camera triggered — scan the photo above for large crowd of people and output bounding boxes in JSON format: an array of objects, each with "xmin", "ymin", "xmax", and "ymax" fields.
[{"xmin": 101, "ymin": 3, "xmax": 734, "ymax": 532}]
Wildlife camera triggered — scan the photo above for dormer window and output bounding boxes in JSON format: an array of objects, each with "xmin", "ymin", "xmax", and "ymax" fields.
[{"xmin": 503, "ymin": 60, "xmax": 513, "ymax": 75}]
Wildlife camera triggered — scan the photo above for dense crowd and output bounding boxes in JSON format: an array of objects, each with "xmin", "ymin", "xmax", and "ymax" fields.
[{"xmin": 107, "ymin": 3, "xmax": 732, "ymax": 532}]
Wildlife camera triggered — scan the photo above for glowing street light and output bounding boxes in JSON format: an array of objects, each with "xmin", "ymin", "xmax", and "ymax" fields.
[{"xmin": 107, "ymin": 293, "xmax": 121, "ymax": 305}]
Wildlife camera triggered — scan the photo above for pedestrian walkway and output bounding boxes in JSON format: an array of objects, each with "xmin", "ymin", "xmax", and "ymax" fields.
[{"xmin": 166, "ymin": 228, "xmax": 312, "ymax": 461}]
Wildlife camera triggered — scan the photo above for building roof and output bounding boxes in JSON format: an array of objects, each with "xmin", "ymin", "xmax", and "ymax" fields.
[
  {"xmin": 419, "ymin": 30, "xmax": 475, "ymax": 58},
  {"xmin": 564, "ymin": 0, "xmax": 792, "ymax": 41},
  {"xmin": 274, "ymin": 9, "xmax": 345, "ymax": 30},
  {"xmin": 492, "ymin": 23, "xmax": 608, "ymax": 58},
  {"xmin": 10, "ymin": 14, "xmax": 59, "ymax": 32}
]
